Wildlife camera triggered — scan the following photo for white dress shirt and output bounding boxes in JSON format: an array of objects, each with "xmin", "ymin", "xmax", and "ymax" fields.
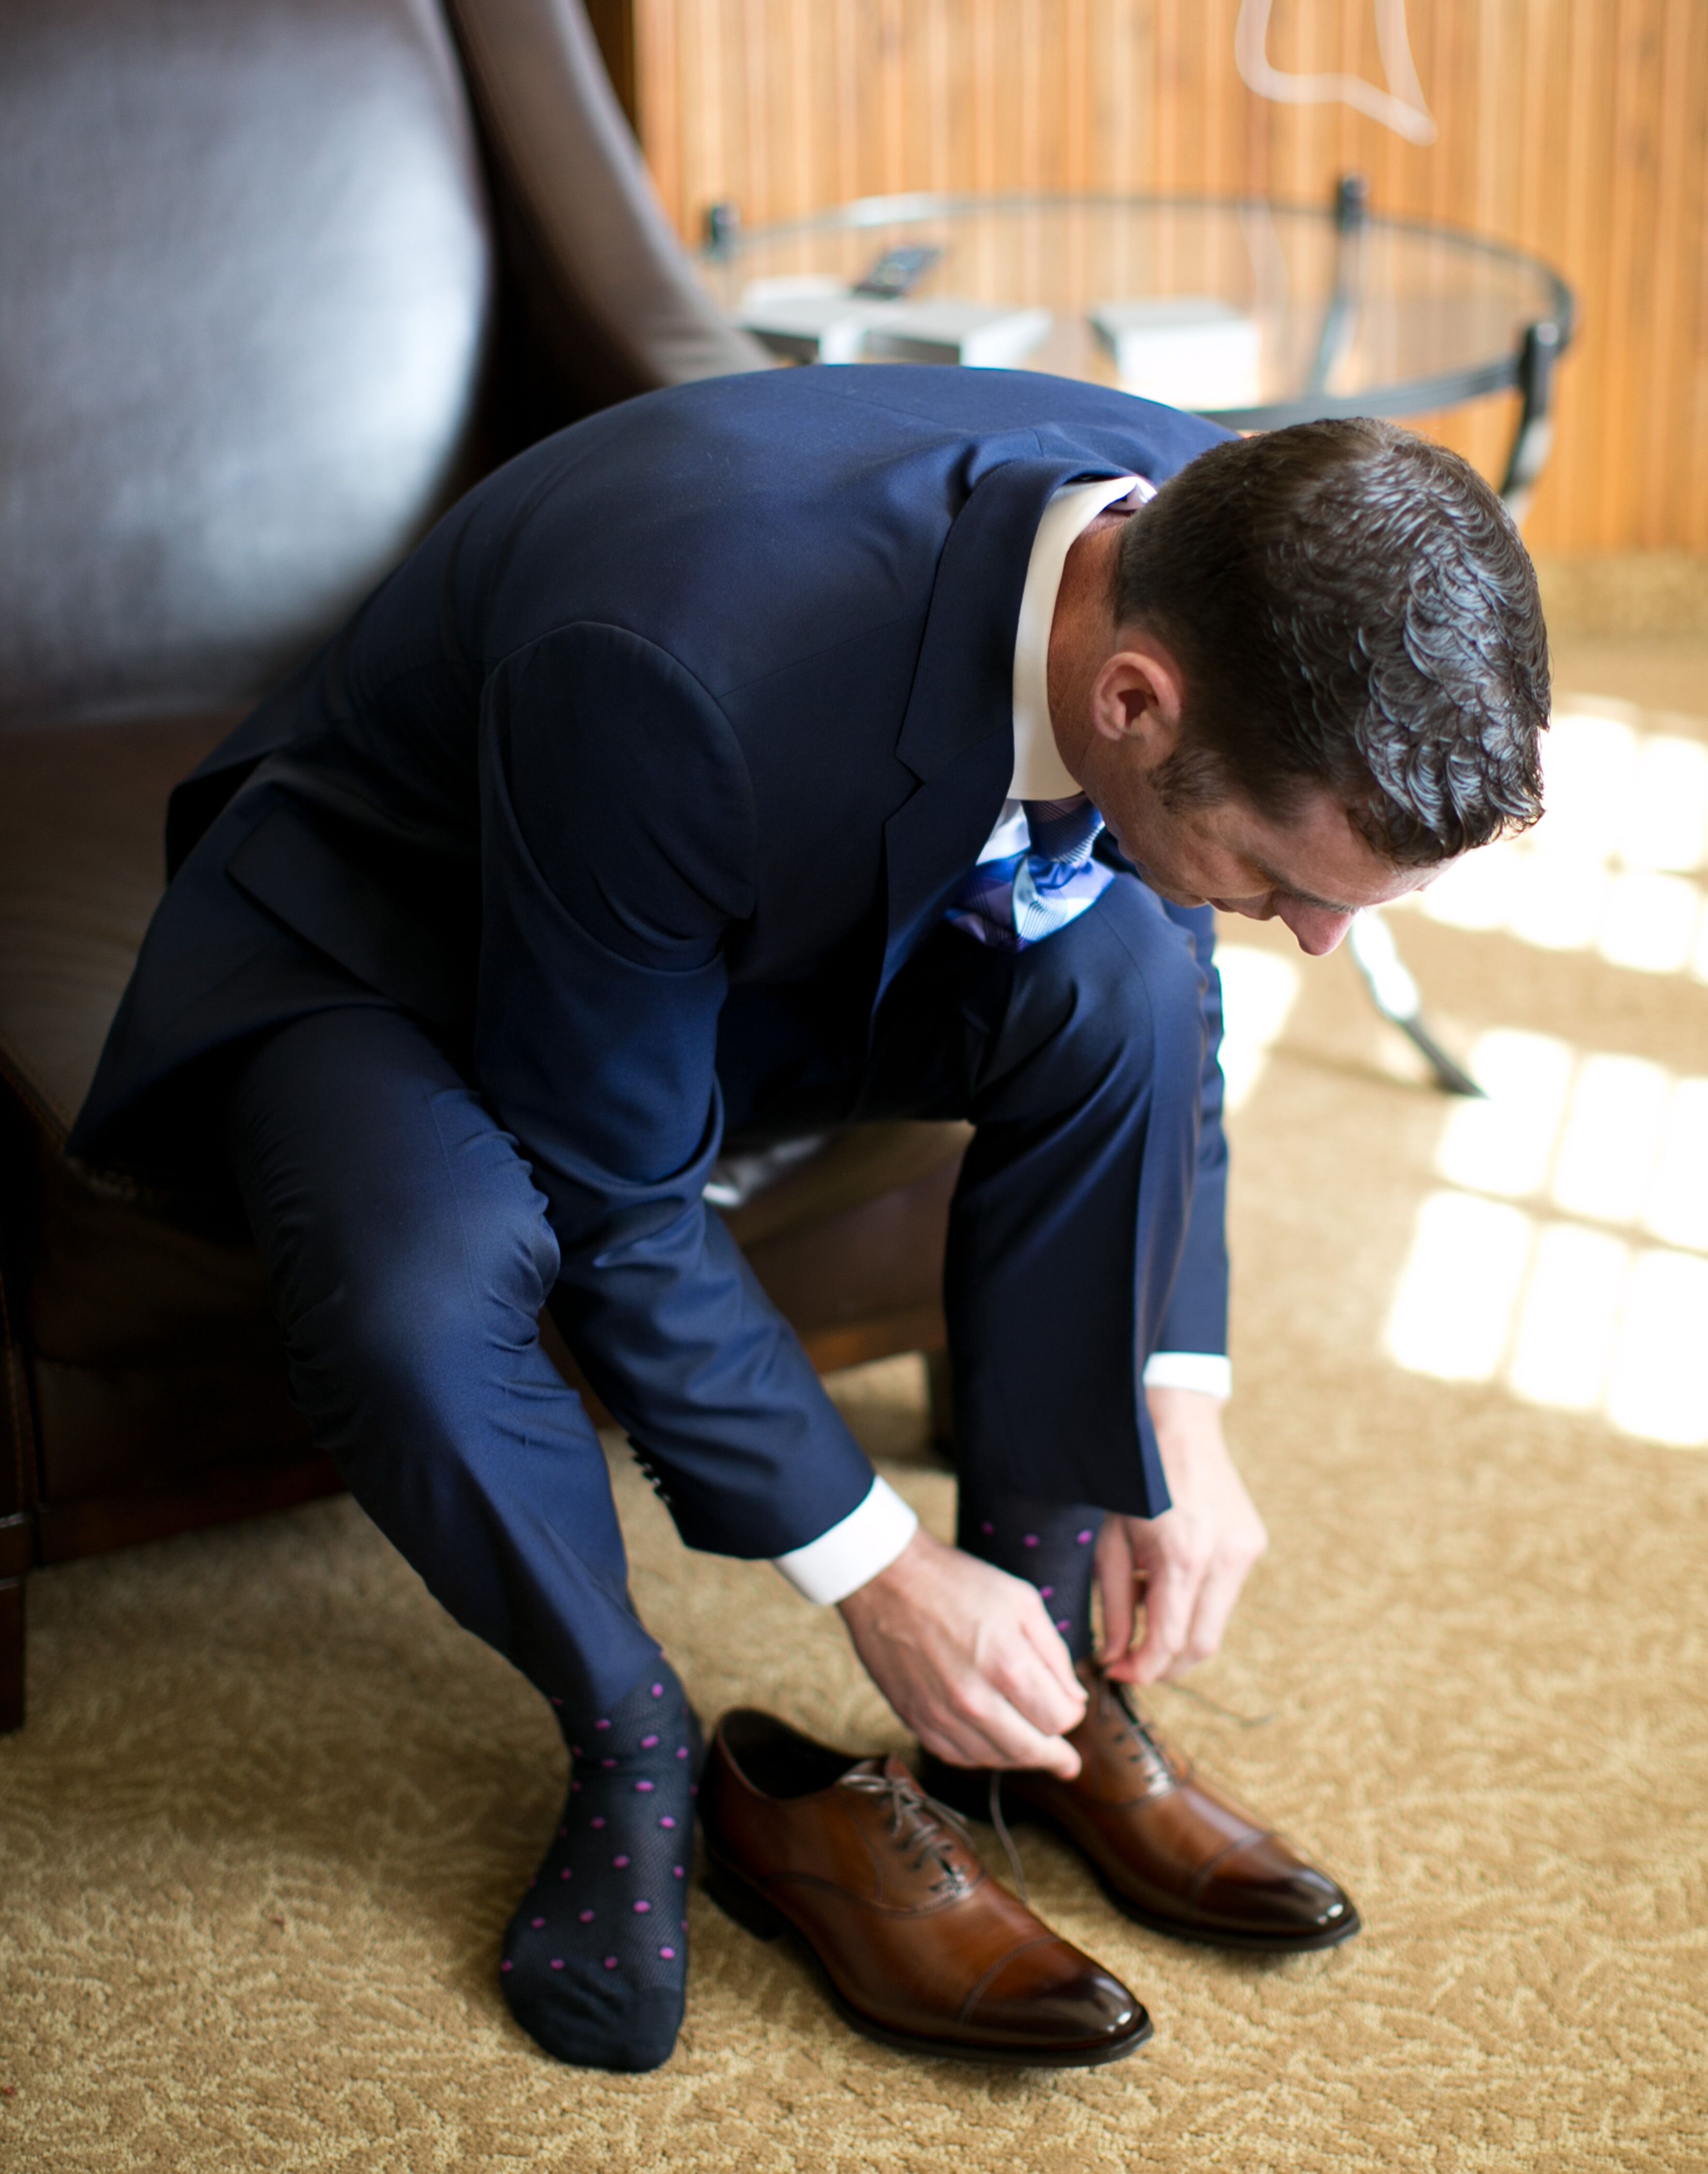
[{"xmin": 772, "ymin": 474, "xmax": 1229, "ymax": 1608}]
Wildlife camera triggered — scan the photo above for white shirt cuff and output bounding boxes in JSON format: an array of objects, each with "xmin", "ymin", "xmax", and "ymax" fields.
[
  {"xmin": 771, "ymin": 1475, "xmax": 920, "ymax": 1605},
  {"xmin": 1143, "ymin": 1351, "xmax": 1233, "ymax": 1400}
]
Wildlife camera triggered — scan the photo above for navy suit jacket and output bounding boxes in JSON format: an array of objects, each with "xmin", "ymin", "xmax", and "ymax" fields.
[{"xmin": 73, "ymin": 366, "xmax": 1230, "ymax": 1551}]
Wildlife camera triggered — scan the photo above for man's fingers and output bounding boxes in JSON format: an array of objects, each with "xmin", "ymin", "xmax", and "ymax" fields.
[
  {"xmin": 997, "ymin": 1640, "xmax": 1085, "ymax": 1741},
  {"xmin": 922, "ymin": 1724, "xmax": 1081, "ymax": 1781},
  {"xmin": 970, "ymin": 1614, "xmax": 1084, "ymax": 1756},
  {"xmin": 922, "ymin": 1618, "xmax": 1085, "ymax": 1776},
  {"xmin": 1010, "ymin": 1594, "xmax": 1088, "ymax": 1720},
  {"xmin": 1120, "ymin": 1548, "xmax": 1199, "ymax": 1683},
  {"xmin": 835, "ymin": 1529, "xmax": 1094, "ymax": 1781},
  {"xmin": 1018, "ymin": 1592, "xmax": 1085, "ymax": 1706},
  {"xmin": 941, "ymin": 1684, "xmax": 1083, "ymax": 1778},
  {"xmin": 1094, "ymin": 1519, "xmax": 1137, "ymax": 1667},
  {"xmin": 1182, "ymin": 1553, "xmax": 1250, "ymax": 1670}
]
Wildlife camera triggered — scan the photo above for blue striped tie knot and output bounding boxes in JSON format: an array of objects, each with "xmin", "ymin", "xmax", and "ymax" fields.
[{"xmin": 946, "ymin": 794, "xmax": 1116, "ymax": 951}]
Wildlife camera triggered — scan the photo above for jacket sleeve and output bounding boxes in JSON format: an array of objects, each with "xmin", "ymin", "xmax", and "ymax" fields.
[
  {"xmin": 1150, "ymin": 900, "xmax": 1231, "ymax": 1364},
  {"xmin": 473, "ymin": 622, "xmax": 878, "ymax": 1558}
]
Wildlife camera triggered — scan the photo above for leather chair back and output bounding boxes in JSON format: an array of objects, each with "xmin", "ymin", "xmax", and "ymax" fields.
[
  {"xmin": 0, "ymin": 0, "xmax": 495, "ymax": 728},
  {"xmin": 0, "ymin": 0, "xmax": 765, "ymax": 735}
]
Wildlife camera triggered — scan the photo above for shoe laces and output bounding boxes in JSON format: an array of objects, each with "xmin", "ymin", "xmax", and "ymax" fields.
[
  {"xmin": 1095, "ymin": 1672, "xmax": 1179, "ymax": 1781},
  {"xmin": 842, "ymin": 1768, "xmax": 1026, "ymax": 1902},
  {"xmin": 985, "ymin": 1773, "xmax": 1029, "ymax": 1905}
]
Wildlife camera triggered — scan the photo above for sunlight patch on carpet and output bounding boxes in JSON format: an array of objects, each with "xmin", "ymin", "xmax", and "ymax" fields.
[
  {"xmin": 1216, "ymin": 944, "xmax": 1302, "ymax": 1112},
  {"xmin": 1386, "ymin": 1026, "xmax": 1708, "ymax": 1445}
]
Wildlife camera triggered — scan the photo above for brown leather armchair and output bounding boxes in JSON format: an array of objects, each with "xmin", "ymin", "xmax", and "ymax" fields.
[{"xmin": 0, "ymin": 0, "xmax": 963, "ymax": 1731}]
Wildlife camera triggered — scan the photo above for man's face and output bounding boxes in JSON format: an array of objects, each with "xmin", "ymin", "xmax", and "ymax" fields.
[
  {"xmin": 1085, "ymin": 750, "xmax": 1438, "ymax": 956},
  {"xmin": 1053, "ymin": 611, "xmax": 1441, "ymax": 956}
]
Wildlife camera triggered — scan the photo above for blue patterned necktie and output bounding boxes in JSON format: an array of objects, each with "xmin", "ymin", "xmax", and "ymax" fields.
[{"xmin": 945, "ymin": 793, "xmax": 1116, "ymax": 951}]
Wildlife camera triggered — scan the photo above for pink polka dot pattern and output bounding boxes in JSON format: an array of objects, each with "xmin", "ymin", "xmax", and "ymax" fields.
[{"xmin": 498, "ymin": 1665, "xmax": 697, "ymax": 2067}]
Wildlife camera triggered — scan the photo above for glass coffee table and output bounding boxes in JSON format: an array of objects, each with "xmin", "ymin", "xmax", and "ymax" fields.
[
  {"xmin": 699, "ymin": 183, "xmax": 1575, "ymax": 1093},
  {"xmin": 700, "ymin": 181, "xmax": 1574, "ymax": 524}
]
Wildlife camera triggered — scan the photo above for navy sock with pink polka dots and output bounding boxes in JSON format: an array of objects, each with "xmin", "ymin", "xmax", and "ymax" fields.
[
  {"xmin": 499, "ymin": 1663, "xmax": 700, "ymax": 2073},
  {"xmin": 956, "ymin": 1485, "xmax": 1103, "ymax": 1663}
]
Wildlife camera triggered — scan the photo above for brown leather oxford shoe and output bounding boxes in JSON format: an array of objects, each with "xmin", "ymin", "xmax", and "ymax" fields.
[
  {"xmin": 922, "ymin": 1662, "xmax": 1361, "ymax": 1953},
  {"xmin": 700, "ymin": 1709, "xmax": 1153, "ymax": 2066}
]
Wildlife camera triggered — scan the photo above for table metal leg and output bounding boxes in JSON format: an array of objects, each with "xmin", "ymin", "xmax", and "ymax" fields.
[
  {"xmin": 1306, "ymin": 174, "xmax": 1368, "ymax": 395},
  {"xmin": 1347, "ymin": 910, "xmax": 1484, "ymax": 1097},
  {"xmin": 1499, "ymin": 318, "xmax": 1563, "ymax": 526}
]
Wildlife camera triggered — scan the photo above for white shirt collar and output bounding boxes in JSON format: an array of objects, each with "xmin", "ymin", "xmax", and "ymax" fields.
[
  {"xmin": 1010, "ymin": 473, "xmax": 1151, "ymax": 797},
  {"xmin": 978, "ymin": 473, "xmax": 1152, "ymax": 863}
]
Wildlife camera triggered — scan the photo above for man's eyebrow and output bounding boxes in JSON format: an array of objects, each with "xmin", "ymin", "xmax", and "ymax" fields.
[{"xmin": 1249, "ymin": 859, "xmax": 1357, "ymax": 917}]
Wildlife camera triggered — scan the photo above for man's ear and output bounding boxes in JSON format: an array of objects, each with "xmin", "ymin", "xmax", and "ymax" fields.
[{"xmin": 1087, "ymin": 633, "xmax": 1187, "ymax": 766}]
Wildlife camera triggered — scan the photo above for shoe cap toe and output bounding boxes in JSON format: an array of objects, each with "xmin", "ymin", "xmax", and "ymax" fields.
[
  {"xmin": 964, "ymin": 1945, "xmax": 1149, "ymax": 2051},
  {"xmin": 1199, "ymin": 1855, "xmax": 1357, "ymax": 1937}
]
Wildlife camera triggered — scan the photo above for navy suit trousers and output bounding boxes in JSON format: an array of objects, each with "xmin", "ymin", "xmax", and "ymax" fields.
[{"xmin": 224, "ymin": 870, "xmax": 1214, "ymax": 1713}]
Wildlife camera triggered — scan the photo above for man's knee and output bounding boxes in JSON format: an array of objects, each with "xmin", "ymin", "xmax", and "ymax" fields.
[
  {"xmin": 1000, "ymin": 878, "xmax": 1206, "ymax": 1110},
  {"xmin": 235, "ymin": 1061, "xmax": 561, "ymax": 1445},
  {"xmin": 310, "ymin": 1159, "xmax": 557, "ymax": 1428}
]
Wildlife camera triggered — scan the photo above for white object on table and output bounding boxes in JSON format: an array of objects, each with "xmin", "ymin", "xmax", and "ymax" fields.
[
  {"xmin": 1089, "ymin": 297, "xmax": 1262, "ymax": 410},
  {"xmin": 737, "ymin": 277, "xmax": 1052, "ymax": 371},
  {"xmin": 862, "ymin": 299, "xmax": 1053, "ymax": 369},
  {"xmin": 737, "ymin": 278, "xmax": 891, "ymax": 364}
]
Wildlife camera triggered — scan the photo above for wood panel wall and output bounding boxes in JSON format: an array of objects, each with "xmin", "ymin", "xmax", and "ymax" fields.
[{"xmin": 627, "ymin": 0, "xmax": 1708, "ymax": 556}]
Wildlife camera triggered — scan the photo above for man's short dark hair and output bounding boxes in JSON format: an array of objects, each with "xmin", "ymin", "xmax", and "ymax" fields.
[{"xmin": 1113, "ymin": 418, "xmax": 1549, "ymax": 865}]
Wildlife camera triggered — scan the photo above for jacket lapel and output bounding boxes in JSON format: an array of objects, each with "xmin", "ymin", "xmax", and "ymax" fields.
[{"xmin": 875, "ymin": 451, "xmax": 1128, "ymax": 1011}]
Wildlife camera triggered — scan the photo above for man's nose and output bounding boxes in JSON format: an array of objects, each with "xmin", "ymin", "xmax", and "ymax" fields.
[{"xmin": 1278, "ymin": 901, "xmax": 1355, "ymax": 956}]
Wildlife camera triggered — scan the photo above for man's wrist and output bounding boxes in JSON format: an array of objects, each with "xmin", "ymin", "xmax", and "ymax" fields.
[{"xmin": 771, "ymin": 1475, "xmax": 919, "ymax": 1605}]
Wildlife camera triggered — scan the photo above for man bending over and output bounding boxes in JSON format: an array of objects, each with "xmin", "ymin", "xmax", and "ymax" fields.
[{"xmin": 75, "ymin": 368, "xmax": 1546, "ymax": 2069}]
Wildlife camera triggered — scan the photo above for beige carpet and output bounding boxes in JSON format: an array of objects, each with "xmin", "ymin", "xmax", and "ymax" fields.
[{"xmin": 4, "ymin": 639, "xmax": 1706, "ymax": 2171}]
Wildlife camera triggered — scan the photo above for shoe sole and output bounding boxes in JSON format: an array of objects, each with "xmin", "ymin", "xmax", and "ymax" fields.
[
  {"xmin": 701, "ymin": 1849, "xmax": 1153, "ymax": 2068},
  {"xmin": 920, "ymin": 1764, "xmax": 1362, "ymax": 1956}
]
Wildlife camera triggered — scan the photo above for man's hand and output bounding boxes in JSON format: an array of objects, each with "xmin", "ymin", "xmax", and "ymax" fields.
[
  {"xmin": 838, "ymin": 1526, "xmax": 1087, "ymax": 1778},
  {"xmin": 1097, "ymin": 1386, "xmax": 1267, "ymax": 1685}
]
